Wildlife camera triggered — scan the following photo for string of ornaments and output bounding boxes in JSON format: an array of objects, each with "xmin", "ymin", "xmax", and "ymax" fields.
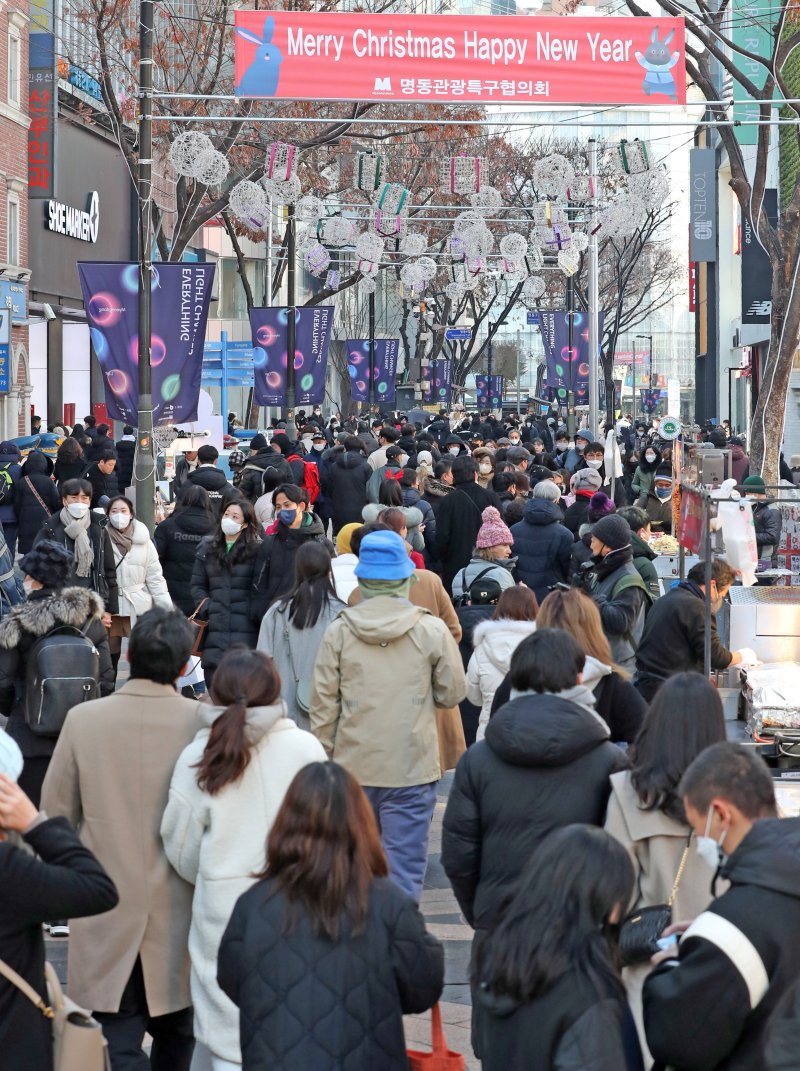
[{"xmin": 168, "ymin": 135, "xmax": 669, "ymax": 304}]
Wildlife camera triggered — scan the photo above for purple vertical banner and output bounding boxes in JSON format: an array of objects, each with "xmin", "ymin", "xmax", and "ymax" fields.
[
  {"xmin": 346, "ymin": 340, "xmax": 370, "ymax": 403},
  {"xmin": 475, "ymin": 374, "xmax": 488, "ymax": 407},
  {"xmin": 488, "ymin": 375, "xmax": 504, "ymax": 408},
  {"xmin": 541, "ymin": 311, "xmax": 603, "ymax": 406},
  {"xmin": 250, "ymin": 307, "xmax": 288, "ymax": 405},
  {"xmin": 421, "ymin": 361, "xmax": 435, "ymax": 403},
  {"xmin": 251, "ymin": 306, "xmax": 332, "ymax": 406},
  {"xmin": 375, "ymin": 339, "xmax": 398, "ymax": 403},
  {"xmin": 294, "ymin": 306, "xmax": 332, "ymax": 405},
  {"xmin": 432, "ymin": 358, "xmax": 452, "ymax": 405},
  {"xmin": 78, "ymin": 262, "xmax": 215, "ymax": 426}
]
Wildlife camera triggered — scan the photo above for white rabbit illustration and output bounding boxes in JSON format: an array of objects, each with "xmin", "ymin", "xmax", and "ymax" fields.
[
  {"xmin": 635, "ymin": 27, "xmax": 680, "ymax": 101},
  {"xmin": 236, "ymin": 15, "xmax": 284, "ymax": 97}
]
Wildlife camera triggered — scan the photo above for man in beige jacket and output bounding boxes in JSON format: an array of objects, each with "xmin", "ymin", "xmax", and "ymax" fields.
[
  {"xmin": 42, "ymin": 607, "xmax": 202, "ymax": 1071},
  {"xmin": 311, "ymin": 529, "xmax": 466, "ymax": 900}
]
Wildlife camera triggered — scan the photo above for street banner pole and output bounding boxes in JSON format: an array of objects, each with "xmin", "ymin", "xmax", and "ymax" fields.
[{"xmin": 588, "ymin": 137, "xmax": 600, "ymax": 436}]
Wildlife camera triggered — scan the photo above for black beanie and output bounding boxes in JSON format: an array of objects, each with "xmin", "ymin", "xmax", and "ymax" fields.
[
  {"xmin": 591, "ymin": 514, "xmax": 632, "ymax": 552},
  {"xmin": 249, "ymin": 434, "xmax": 268, "ymax": 451},
  {"xmin": 19, "ymin": 540, "xmax": 73, "ymax": 589}
]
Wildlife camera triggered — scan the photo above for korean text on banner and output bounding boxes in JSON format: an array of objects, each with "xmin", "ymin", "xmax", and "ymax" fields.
[
  {"xmin": 234, "ymin": 12, "xmax": 686, "ymax": 106},
  {"xmin": 78, "ymin": 263, "xmax": 216, "ymax": 426},
  {"xmin": 250, "ymin": 307, "xmax": 333, "ymax": 406}
]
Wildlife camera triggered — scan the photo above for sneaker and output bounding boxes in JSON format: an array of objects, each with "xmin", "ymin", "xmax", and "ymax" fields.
[{"xmin": 47, "ymin": 921, "xmax": 69, "ymax": 937}]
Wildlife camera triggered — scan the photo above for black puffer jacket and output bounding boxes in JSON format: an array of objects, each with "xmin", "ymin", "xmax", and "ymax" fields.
[
  {"xmin": 476, "ymin": 965, "xmax": 643, "ymax": 1071},
  {"xmin": 85, "ymin": 430, "xmax": 113, "ymax": 463},
  {"xmin": 442, "ymin": 692, "xmax": 626, "ymax": 931},
  {"xmin": 114, "ymin": 436, "xmax": 136, "ymax": 491},
  {"xmin": 190, "ymin": 533, "xmax": 262, "ymax": 672},
  {"xmin": 153, "ymin": 506, "xmax": 216, "ymax": 614},
  {"xmin": 0, "ymin": 587, "xmax": 115, "ymax": 759},
  {"xmin": 186, "ymin": 465, "xmax": 233, "ymax": 515},
  {"xmin": 218, "ymin": 876, "xmax": 443, "ymax": 1071},
  {"xmin": 239, "ymin": 448, "xmax": 293, "ymax": 503},
  {"xmin": 563, "ymin": 491, "xmax": 592, "ymax": 537},
  {"xmin": 510, "ymin": 498, "xmax": 573, "ymax": 602},
  {"xmin": 0, "ymin": 818, "xmax": 118, "ymax": 1071},
  {"xmin": 323, "ymin": 449, "xmax": 371, "ymax": 530},
  {"xmin": 251, "ymin": 513, "xmax": 327, "ymax": 620},
  {"xmin": 34, "ymin": 514, "xmax": 119, "ymax": 615},
  {"xmin": 752, "ymin": 500, "xmax": 782, "ymax": 558},
  {"xmin": 435, "ymin": 481, "xmax": 500, "ymax": 592},
  {"xmin": 14, "ymin": 452, "xmax": 61, "ymax": 554},
  {"xmin": 81, "ymin": 460, "xmax": 119, "ymax": 508}
]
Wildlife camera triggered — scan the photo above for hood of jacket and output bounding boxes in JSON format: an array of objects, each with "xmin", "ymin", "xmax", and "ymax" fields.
[
  {"xmin": 523, "ymin": 497, "xmax": 562, "ymax": 527},
  {"xmin": 424, "ymin": 478, "xmax": 452, "ymax": 498},
  {"xmin": 340, "ymin": 595, "xmax": 428, "ymax": 645},
  {"xmin": 730, "ymin": 444, "xmax": 747, "ymax": 462},
  {"xmin": 484, "ymin": 692, "xmax": 611, "ymax": 768},
  {"xmin": 580, "ymin": 654, "xmax": 613, "ymax": 690},
  {"xmin": 188, "ymin": 466, "xmax": 228, "ymax": 490},
  {"xmin": 335, "ymin": 449, "xmax": 367, "ymax": 470},
  {"xmin": 472, "ymin": 618, "xmax": 537, "ymax": 673},
  {"xmin": 198, "ymin": 699, "xmax": 286, "ymax": 746},
  {"xmin": 721, "ymin": 817, "xmax": 800, "ymax": 898},
  {"xmin": 0, "ymin": 586, "xmax": 104, "ymax": 648},
  {"xmin": 248, "ymin": 446, "xmax": 284, "ymax": 470},
  {"xmin": 630, "ymin": 530, "xmax": 656, "ymax": 561},
  {"xmin": 23, "ymin": 451, "xmax": 53, "ymax": 477},
  {"xmin": 126, "ymin": 518, "xmax": 154, "ymax": 546}
]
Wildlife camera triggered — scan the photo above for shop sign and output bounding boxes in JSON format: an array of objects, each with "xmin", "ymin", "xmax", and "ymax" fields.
[
  {"xmin": 45, "ymin": 191, "xmax": 100, "ymax": 243},
  {"xmin": 0, "ymin": 309, "xmax": 10, "ymax": 395},
  {"xmin": 741, "ymin": 188, "xmax": 777, "ymax": 325},
  {"xmin": 29, "ymin": 28, "xmax": 56, "ymax": 200},
  {"xmin": 689, "ymin": 148, "xmax": 716, "ymax": 262},
  {"xmin": 732, "ymin": 0, "xmax": 778, "ymax": 145},
  {"xmin": 0, "ymin": 280, "xmax": 28, "ymax": 323},
  {"xmin": 234, "ymin": 11, "xmax": 686, "ymax": 105}
]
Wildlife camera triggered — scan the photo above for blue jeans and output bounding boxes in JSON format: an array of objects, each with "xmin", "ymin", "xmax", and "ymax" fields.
[{"xmin": 363, "ymin": 782, "xmax": 437, "ymax": 901}]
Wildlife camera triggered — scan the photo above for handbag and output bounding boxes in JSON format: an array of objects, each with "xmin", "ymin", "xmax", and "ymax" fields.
[
  {"xmin": 407, "ymin": 1003, "xmax": 465, "ymax": 1070},
  {"xmin": 188, "ymin": 597, "xmax": 209, "ymax": 657},
  {"xmin": 618, "ymin": 837, "xmax": 691, "ymax": 967},
  {"xmin": 283, "ymin": 616, "xmax": 311, "ymax": 716},
  {"xmin": 0, "ymin": 958, "xmax": 111, "ymax": 1071}
]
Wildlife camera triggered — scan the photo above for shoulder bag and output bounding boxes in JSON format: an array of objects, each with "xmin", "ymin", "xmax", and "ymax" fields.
[
  {"xmin": 26, "ymin": 476, "xmax": 53, "ymax": 517},
  {"xmin": 0, "ymin": 958, "xmax": 111, "ymax": 1071},
  {"xmin": 188, "ymin": 597, "xmax": 209, "ymax": 656},
  {"xmin": 283, "ymin": 612, "xmax": 311, "ymax": 716},
  {"xmin": 618, "ymin": 836, "xmax": 691, "ymax": 967},
  {"xmin": 407, "ymin": 1003, "xmax": 465, "ymax": 1070}
]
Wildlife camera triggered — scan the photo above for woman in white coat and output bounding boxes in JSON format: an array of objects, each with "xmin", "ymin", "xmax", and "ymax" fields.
[
  {"xmin": 105, "ymin": 496, "xmax": 172, "ymax": 667},
  {"xmin": 467, "ymin": 585, "xmax": 538, "ymax": 741},
  {"xmin": 161, "ymin": 647, "xmax": 325, "ymax": 1071}
]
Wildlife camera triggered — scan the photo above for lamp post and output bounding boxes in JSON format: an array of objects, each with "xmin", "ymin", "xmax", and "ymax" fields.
[{"xmin": 133, "ymin": 0, "xmax": 155, "ymax": 532}]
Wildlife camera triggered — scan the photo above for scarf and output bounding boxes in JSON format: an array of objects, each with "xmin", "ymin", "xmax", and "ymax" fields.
[
  {"xmin": 357, "ymin": 577, "xmax": 412, "ymax": 600},
  {"xmin": 108, "ymin": 520, "xmax": 134, "ymax": 558},
  {"xmin": 60, "ymin": 506, "xmax": 93, "ymax": 578}
]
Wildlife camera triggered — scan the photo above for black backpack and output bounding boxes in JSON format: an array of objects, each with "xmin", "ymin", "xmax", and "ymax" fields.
[{"xmin": 24, "ymin": 623, "xmax": 101, "ymax": 736}]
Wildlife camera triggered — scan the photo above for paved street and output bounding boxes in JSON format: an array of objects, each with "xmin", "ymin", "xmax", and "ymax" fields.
[{"xmin": 47, "ymin": 771, "xmax": 480, "ymax": 1067}]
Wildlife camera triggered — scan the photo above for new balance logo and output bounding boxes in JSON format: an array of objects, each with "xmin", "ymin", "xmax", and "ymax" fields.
[{"xmin": 746, "ymin": 300, "xmax": 772, "ymax": 317}]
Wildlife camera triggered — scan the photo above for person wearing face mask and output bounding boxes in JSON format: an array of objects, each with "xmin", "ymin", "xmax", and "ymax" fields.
[
  {"xmin": 367, "ymin": 443, "xmax": 407, "ymax": 504},
  {"xmin": 578, "ymin": 442, "xmax": 628, "ymax": 508},
  {"xmin": 34, "ymin": 477, "xmax": 118, "ymax": 619},
  {"xmin": 251, "ymin": 484, "xmax": 327, "ymax": 620},
  {"xmin": 191, "ymin": 497, "xmax": 263, "ymax": 689},
  {"xmin": 604, "ymin": 673, "xmax": 727, "ymax": 1067},
  {"xmin": 633, "ymin": 560, "xmax": 752, "ymax": 703},
  {"xmin": 105, "ymin": 497, "xmax": 172, "ymax": 670},
  {"xmin": 473, "ymin": 448, "xmax": 496, "ymax": 490},
  {"xmin": 0, "ymin": 540, "xmax": 115, "ymax": 807},
  {"xmin": 631, "ymin": 446, "xmax": 662, "ymax": 509},
  {"xmin": 642, "ymin": 465, "xmax": 674, "ymax": 532},
  {"xmin": 643, "ymin": 743, "xmax": 800, "ymax": 1071},
  {"xmin": 444, "ymin": 434, "xmax": 468, "ymax": 459}
]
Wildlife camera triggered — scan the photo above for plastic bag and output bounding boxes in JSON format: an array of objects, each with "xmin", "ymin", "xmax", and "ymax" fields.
[{"xmin": 717, "ymin": 500, "xmax": 758, "ymax": 586}]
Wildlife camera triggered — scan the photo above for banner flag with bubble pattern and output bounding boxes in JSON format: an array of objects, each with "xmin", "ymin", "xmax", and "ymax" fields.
[{"xmin": 250, "ymin": 306, "xmax": 333, "ymax": 406}]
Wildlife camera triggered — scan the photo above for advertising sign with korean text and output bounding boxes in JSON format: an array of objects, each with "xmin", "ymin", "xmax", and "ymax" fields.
[{"xmin": 234, "ymin": 12, "xmax": 686, "ymax": 106}]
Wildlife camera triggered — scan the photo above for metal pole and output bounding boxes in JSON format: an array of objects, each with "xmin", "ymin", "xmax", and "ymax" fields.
[
  {"xmin": 703, "ymin": 493, "xmax": 713, "ymax": 677},
  {"xmin": 220, "ymin": 330, "xmax": 229, "ymax": 426},
  {"xmin": 487, "ymin": 320, "xmax": 494, "ymax": 407},
  {"xmin": 286, "ymin": 203, "xmax": 296, "ymax": 416},
  {"xmin": 368, "ymin": 289, "xmax": 376, "ymax": 412},
  {"xmin": 566, "ymin": 276, "xmax": 576, "ymax": 438},
  {"xmin": 588, "ymin": 138, "xmax": 600, "ymax": 437},
  {"xmin": 632, "ymin": 339, "xmax": 637, "ymax": 426},
  {"xmin": 134, "ymin": 0, "xmax": 155, "ymax": 532},
  {"xmin": 516, "ymin": 341, "xmax": 521, "ymax": 416}
]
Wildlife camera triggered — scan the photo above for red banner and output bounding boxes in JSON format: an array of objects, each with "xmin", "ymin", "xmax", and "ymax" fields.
[{"xmin": 234, "ymin": 12, "xmax": 686, "ymax": 105}]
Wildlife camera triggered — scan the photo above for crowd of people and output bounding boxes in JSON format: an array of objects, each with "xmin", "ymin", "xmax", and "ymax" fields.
[{"xmin": 0, "ymin": 405, "xmax": 797, "ymax": 1071}]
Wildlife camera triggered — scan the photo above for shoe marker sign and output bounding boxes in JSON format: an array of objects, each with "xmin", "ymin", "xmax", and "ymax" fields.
[{"xmin": 234, "ymin": 12, "xmax": 686, "ymax": 106}]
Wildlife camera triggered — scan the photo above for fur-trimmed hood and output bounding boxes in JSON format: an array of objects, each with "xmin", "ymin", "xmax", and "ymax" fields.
[{"xmin": 0, "ymin": 587, "xmax": 104, "ymax": 648}]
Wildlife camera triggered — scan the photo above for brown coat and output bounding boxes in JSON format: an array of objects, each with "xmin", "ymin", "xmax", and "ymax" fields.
[
  {"xmin": 41, "ymin": 679, "xmax": 202, "ymax": 1016},
  {"xmin": 605, "ymin": 769, "xmax": 721, "ymax": 1066},
  {"xmin": 349, "ymin": 570, "xmax": 466, "ymax": 771}
]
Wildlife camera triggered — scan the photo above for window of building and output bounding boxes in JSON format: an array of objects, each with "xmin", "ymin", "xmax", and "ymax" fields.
[
  {"xmin": 7, "ymin": 195, "xmax": 20, "ymax": 265},
  {"xmin": 7, "ymin": 33, "xmax": 20, "ymax": 105}
]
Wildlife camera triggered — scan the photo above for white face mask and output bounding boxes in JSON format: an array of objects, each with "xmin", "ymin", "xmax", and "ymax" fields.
[
  {"xmin": 509, "ymin": 437, "xmax": 520, "ymax": 445},
  {"xmin": 23, "ymin": 578, "xmax": 36, "ymax": 597},
  {"xmin": 221, "ymin": 517, "xmax": 243, "ymax": 536},
  {"xmin": 557, "ymin": 441, "xmax": 568, "ymax": 451},
  {"xmin": 312, "ymin": 442, "xmax": 325, "ymax": 452},
  {"xmin": 586, "ymin": 459, "xmax": 603, "ymax": 469},
  {"xmin": 448, "ymin": 446, "xmax": 460, "ymax": 456},
  {"xmin": 645, "ymin": 452, "xmax": 656, "ymax": 463},
  {"xmin": 696, "ymin": 805, "xmax": 727, "ymax": 870},
  {"xmin": 479, "ymin": 462, "xmax": 493, "ymax": 475},
  {"xmin": 67, "ymin": 502, "xmax": 89, "ymax": 520},
  {"xmin": 109, "ymin": 512, "xmax": 131, "ymax": 530}
]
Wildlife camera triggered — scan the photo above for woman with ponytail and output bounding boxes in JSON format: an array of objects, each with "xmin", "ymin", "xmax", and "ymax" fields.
[{"xmin": 161, "ymin": 647, "xmax": 325, "ymax": 1070}]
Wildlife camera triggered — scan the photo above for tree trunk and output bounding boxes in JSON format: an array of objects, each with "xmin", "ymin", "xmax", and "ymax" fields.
[
  {"xmin": 748, "ymin": 258, "xmax": 800, "ymax": 484},
  {"xmin": 602, "ymin": 359, "xmax": 616, "ymax": 427}
]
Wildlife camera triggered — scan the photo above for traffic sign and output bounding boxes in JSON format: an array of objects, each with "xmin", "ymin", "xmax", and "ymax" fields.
[
  {"xmin": 527, "ymin": 311, "xmax": 540, "ymax": 325},
  {"xmin": 446, "ymin": 328, "xmax": 471, "ymax": 341}
]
